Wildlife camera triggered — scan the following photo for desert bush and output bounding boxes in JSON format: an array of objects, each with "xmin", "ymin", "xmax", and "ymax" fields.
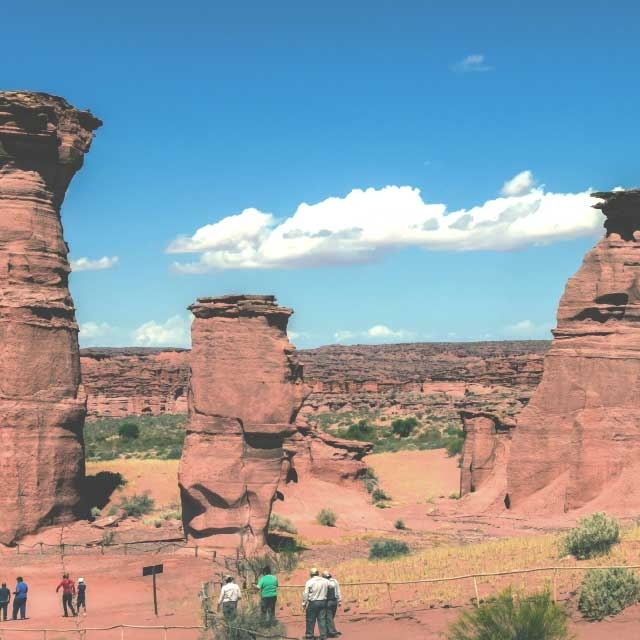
[
  {"xmin": 363, "ymin": 467, "xmax": 379, "ymax": 494},
  {"xmin": 119, "ymin": 492, "xmax": 155, "ymax": 517},
  {"xmin": 394, "ymin": 519, "xmax": 406, "ymax": 530},
  {"xmin": 118, "ymin": 421, "xmax": 140, "ymax": 440},
  {"xmin": 90, "ymin": 506, "xmax": 101, "ymax": 518},
  {"xmin": 445, "ymin": 434, "xmax": 465, "ymax": 457},
  {"xmin": 368, "ymin": 539, "xmax": 410, "ymax": 560},
  {"xmin": 391, "ymin": 417, "xmax": 419, "ymax": 437},
  {"xmin": 447, "ymin": 588, "xmax": 570, "ymax": 640},
  {"xmin": 578, "ymin": 567, "xmax": 640, "ymax": 620},
  {"xmin": 316, "ymin": 508, "xmax": 336, "ymax": 527},
  {"xmin": 563, "ymin": 512, "xmax": 620, "ymax": 559},
  {"xmin": 269, "ymin": 513, "xmax": 297, "ymax": 534},
  {"xmin": 101, "ymin": 530, "xmax": 115, "ymax": 546},
  {"xmin": 346, "ymin": 419, "xmax": 373, "ymax": 441},
  {"xmin": 210, "ymin": 602, "xmax": 288, "ymax": 639},
  {"xmin": 371, "ymin": 488, "xmax": 391, "ymax": 502}
]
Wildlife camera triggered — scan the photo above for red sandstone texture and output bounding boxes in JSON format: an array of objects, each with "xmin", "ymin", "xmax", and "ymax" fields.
[
  {"xmin": 81, "ymin": 347, "xmax": 189, "ymax": 416},
  {"xmin": 0, "ymin": 91, "xmax": 101, "ymax": 543},
  {"xmin": 506, "ymin": 190, "xmax": 640, "ymax": 515},
  {"xmin": 178, "ymin": 295, "xmax": 311, "ymax": 551}
]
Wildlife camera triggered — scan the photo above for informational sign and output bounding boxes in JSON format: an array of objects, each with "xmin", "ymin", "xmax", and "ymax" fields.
[{"xmin": 142, "ymin": 564, "xmax": 164, "ymax": 614}]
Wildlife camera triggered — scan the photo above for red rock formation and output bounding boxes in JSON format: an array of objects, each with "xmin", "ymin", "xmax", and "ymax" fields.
[
  {"xmin": 80, "ymin": 348, "xmax": 189, "ymax": 417},
  {"xmin": 506, "ymin": 190, "xmax": 640, "ymax": 514},
  {"xmin": 178, "ymin": 295, "xmax": 311, "ymax": 551},
  {"xmin": 0, "ymin": 91, "xmax": 101, "ymax": 544},
  {"xmin": 459, "ymin": 409, "xmax": 515, "ymax": 497}
]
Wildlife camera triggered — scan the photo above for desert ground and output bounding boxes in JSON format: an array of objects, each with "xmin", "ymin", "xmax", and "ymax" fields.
[{"xmin": 0, "ymin": 450, "xmax": 638, "ymax": 639}]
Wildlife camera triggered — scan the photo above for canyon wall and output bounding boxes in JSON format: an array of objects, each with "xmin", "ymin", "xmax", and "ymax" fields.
[
  {"xmin": 0, "ymin": 91, "xmax": 101, "ymax": 543},
  {"xmin": 507, "ymin": 190, "xmax": 640, "ymax": 515}
]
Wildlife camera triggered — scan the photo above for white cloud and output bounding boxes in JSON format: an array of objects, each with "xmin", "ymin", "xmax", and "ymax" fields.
[
  {"xmin": 333, "ymin": 325, "xmax": 412, "ymax": 344},
  {"xmin": 501, "ymin": 170, "xmax": 535, "ymax": 197},
  {"xmin": 71, "ymin": 256, "xmax": 119, "ymax": 271},
  {"xmin": 452, "ymin": 53, "xmax": 493, "ymax": 73},
  {"xmin": 132, "ymin": 315, "xmax": 191, "ymax": 347},
  {"xmin": 334, "ymin": 330, "xmax": 357, "ymax": 343},
  {"xmin": 504, "ymin": 319, "xmax": 553, "ymax": 337},
  {"xmin": 80, "ymin": 321, "xmax": 113, "ymax": 339},
  {"xmin": 367, "ymin": 325, "xmax": 409, "ymax": 339},
  {"xmin": 167, "ymin": 171, "xmax": 605, "ymax": 272}
]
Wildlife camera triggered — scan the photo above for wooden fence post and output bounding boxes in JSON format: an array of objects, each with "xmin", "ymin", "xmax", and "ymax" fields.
[
  {"xmin": 473, "ymin": 576, "xmax": 480, "ymax": 607},
  {"xmin": 386, "ymin": 583, "xmax": 396, "ymax": 618}
]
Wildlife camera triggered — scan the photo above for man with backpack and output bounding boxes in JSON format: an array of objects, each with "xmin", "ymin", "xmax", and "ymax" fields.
[{"xmin": 322, "ymin": 571, "xmax": 342, "ymax": 638}]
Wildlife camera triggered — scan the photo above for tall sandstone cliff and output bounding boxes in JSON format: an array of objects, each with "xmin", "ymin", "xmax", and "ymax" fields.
[
  {"xmin": 178, "ymin": 295, "xmax": 311, "ymax": 551},
  {"xmin": 506, "ymin": 190, "xmax": 640, "ymax": 514},
  {"xmin": 0, "ymin": 91, "xmax": 101, "ymax": 543}
]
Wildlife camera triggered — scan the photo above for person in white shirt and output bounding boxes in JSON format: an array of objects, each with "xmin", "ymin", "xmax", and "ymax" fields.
[
  {"xmin": 302, "ymin": 567, "xmax": 329, "ymax": 640},
  {"xmin": 217, "ymin": 576, "xmax": 242, "ymax": 619}
]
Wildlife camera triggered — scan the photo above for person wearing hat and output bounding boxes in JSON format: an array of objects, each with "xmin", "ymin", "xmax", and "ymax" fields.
[
  {"xmin": 322, "ymin": 571, "xmax": 342, "ymax": 638},
  {"xmin": 76, "ymin": 578, "xmax": 87, "ymax": 615},
  {"xmin": 302, "ymin": 567, "xmax": 329, "ymax": 640},
  {"xmin": 217, "ymin": 575, "xmax": 242, "ymax": 620}
]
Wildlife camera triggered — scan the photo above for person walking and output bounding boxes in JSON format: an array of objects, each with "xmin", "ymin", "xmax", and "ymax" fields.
[
  {"xmin": 76, "ymin": 578, "xmax": 87, "ymax": 615},
  {"xmin": 217, "ymin": 575, "xmax": 241, "ymax": 620},
  {"xmin": 302, "ymin": 567, "xmax": 329, "ymax": 640},
  {"xmin": 12, "ymin": 577, "xmax": 27, "ymax": 620},
  {"xmin": 256, "ymin": 565, "xmax": 278, "ymax": 625},
  {"xmin": 322, "ymin": 571, "xmax": 342, "ymax": 638},
  {"xmin": 56, "ymin": 573, "xmax": 77, "ymax": 617},
  {"xmin": 0, "ymin": 582, "xmax": 10, "ymax": 621}
]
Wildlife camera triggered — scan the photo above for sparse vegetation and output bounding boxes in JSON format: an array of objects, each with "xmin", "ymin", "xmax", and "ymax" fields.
[
  {"xmin": 316, "ymin": 508, "xmax": 337, "ymax": 527},
  {"xmin": 368, "ymin": 539, "xmax": 410, "ymax": 560},
  {"xmin": 363, "ymin": 467, "xmax": 379, "ymax": 494},
  {"xmin": 84, "ymin": 414, "xmax": 186, "ymax": 461},
  {"xmin": 447, "ymin": 589, "xmax": 570, "ymax": 640},
  {"xmin": 371, "ymin": 488, "xmax": 391, "ymax": 502},
  {"xmin": 269, "ymin": 513, "xmax": 297, "ymax": 534},
  {"xmin": 209, "ymin": 602, "xmax": 289, "ymax": 639},
  {"xmin": 394, "ymin": 519, "xmax": 406, "ymax": 530},
  {"xmin": 391, "ymin": 417, "xmax": 418, "ymax": 437},
  {"xmin": 563, "ymin": 512, "xmax": 620, "ymax": 559},
  {"xmin": 578, "ymin": 567, "xmax": 640, "ymax": 620},
  {"xmin": 118, "ymin": 492, "xmax": 155, "ymax": 517}
]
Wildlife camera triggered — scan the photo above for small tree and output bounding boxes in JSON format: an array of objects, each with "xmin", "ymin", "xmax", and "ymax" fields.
[
  {"xmin": 447, "ymin": 589, "xmax": 570, "ymax": 640},
  {"xmin": 316, "ymin": 508, "xmax": 336, "ymax": 527},
  {"xmin": 369, "ymin": 539, "xmax": 410, "ymax": 560},
  {"xmin": 578, "ymin": 567, "xmax": 640, "ymax": 620},
  {"xmin": 118, "ymin": 421, "xmax": 140, "ymax": 441},
  {"xmin": 391, "ymin": 417, "xmax": 418, "ymax": 438},
  {"xmin": 563, "ymin": 512, "xmax": 620, "ymax": 559}
]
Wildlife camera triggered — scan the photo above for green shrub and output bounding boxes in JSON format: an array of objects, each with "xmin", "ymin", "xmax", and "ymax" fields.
[
  {"xmin": 210, "ymin": 602, "xmax": 289, "ymax": 639},
  {"xmin": 391, "ymin": 417, "xmax": 419, "ymax": 437},
  {"xmin": 363, "ymin": 467, "xmax": 379, "ymax": 494},
  {"xmin": 369, "ymin": 539, "xmax": 410, "ymax": 560},
  {"xmin": 372, "ymin": 488, "xmax": 391, "ymax": 502},
  {"xmin": 447, "ymin": 589, "xmax": 570, "ymax": 640},
  {"xmin": 269, "ymin": 513, "xmax": 297, "ymax": 534},
  {"xmin": 445, "ymin": 435, "xmax": 465, "ymax": 457},
  {"xmin": 578, "ymin": 567, "xmax": 640, "ymax": 620},
  {"xmin": 563, "ymin": 512, "xmax": 620, "ymax": 559},
  {"xmin": 118, "ymin": 492, "xmax": 155, "ymax": 517},
  {"xmin": 90, "ymin": 506, "xmax": 101, "ymax": 518},
  {"xmin": 316, "ymin": 508, "xmax": 336, "ymax": 527},
  {"xmin": 346, "ymin": 419, "xmax": 373, "ymax": 441},
  {"xmin": 394, "ymin": 519, "xmax": 406, "ymax": 530},
  {"xmin": 118, "ymin": 421, "xmax": 140, "ymax": 440}
]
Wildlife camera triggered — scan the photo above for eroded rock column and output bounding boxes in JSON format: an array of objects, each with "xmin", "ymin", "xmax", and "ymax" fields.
[
  {"xmin": 178, "ymin": 295, "xmax": 309, "ymax": 551},
  {"xmin": 506, "ymin": 190, "xmax": 640, "ymax": 514},
  {"xmin": 0, "ymin": 91, "xmax": 101, "ymax": 543}
]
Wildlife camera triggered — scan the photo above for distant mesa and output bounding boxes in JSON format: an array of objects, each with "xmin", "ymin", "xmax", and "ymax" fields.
[{"xmin": 0, "ymin": 91, "xmax": 101, "ymax": 544}]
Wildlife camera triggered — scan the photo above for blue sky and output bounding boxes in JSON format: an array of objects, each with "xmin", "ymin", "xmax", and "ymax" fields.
[{"xmin": 5, "ymin": 0, "xmax": 640, "ymax": 348}]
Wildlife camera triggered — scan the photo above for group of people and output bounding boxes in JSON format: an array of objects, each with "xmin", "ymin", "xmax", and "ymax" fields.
[
  {"xmin": 55, "ymin": 573, "xmax": 87, "ymax": 617},
  {"xmin": 0, "ymin": 574, "xmax": 88, "ymax": 622},
  {"xmin": 0, "ymin": 577, "xmax": 28, "ymax": 621},
  {"xmin": 216, "ymin": 565, "xmax": 342, "ymax": 640}
]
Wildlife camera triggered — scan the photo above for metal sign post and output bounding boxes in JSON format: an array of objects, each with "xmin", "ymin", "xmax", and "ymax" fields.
[{"xmin": 142, "ymin": 563, "xmax": 164, "ymax": 615}]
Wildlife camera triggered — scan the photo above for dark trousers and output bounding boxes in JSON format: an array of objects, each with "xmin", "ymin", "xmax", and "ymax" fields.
[
  {"xmin": 326, "ymin": 599, "xmax": 338, "ymax": 634},
  {"xmin": 0, "ymin": 602, "xmax": 7, "ymax": 621},
  {"xmin": 260, "ymin": 596, "xmax": 277, "ymax": 623},
  {"xmin": 12, "ymin": 598, "xmax": 26, "ymax": 620},
  {"xmin": 62, "ymin": 592, "xmax": 76, "ymax": 616},
  {"xmin": 77, "ymin": 594, "xmax": 86, "ymax": 611},
  {"xmin": 305, "ymin": 599, "xmax": 328, "ymax": 639}
]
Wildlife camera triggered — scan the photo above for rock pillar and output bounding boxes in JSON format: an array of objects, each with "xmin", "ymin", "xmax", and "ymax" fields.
[
  {"xmin": 0, "ymin": 91, "xmax": 101, "ymax": 543},
  {"xmin": 178, "ymin": 295, "xmax": 309, "ymax": 552},
  {"xmin": 507, "ymin": 190, "xmax": 640, "ymax": 514}
]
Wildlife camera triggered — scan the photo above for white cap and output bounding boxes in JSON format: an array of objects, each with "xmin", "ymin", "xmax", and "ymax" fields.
[{"xmin": 78, "ymin": 578, "xmax": 85, "ymax": 583}]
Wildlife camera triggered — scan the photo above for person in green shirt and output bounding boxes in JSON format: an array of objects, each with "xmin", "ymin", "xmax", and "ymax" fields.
[{"xmin": 256, "ymin": 566, "xmax": 278, "ymax": 625}]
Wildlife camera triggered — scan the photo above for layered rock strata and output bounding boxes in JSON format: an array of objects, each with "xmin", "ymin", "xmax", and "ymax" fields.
[
  {"xmin": 506, "ymin": 190, "xmax": 640, "ymax": 514},
  {"xmin": 178, "ymin": 295, "xmax": 311, "ymax": 551},
  {"xmin": 0, "ymin": 91, "xmax": 101, "ymax": 543}
]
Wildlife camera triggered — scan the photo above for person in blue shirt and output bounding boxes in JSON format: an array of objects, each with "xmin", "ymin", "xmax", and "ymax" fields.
[
  {"xmin": 0, "ymin": 582, "xmax": 10, "ymax": 621},
  {"xmin": 12, "ymin": 576, "xmax": 27, "ymax": 620}
]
